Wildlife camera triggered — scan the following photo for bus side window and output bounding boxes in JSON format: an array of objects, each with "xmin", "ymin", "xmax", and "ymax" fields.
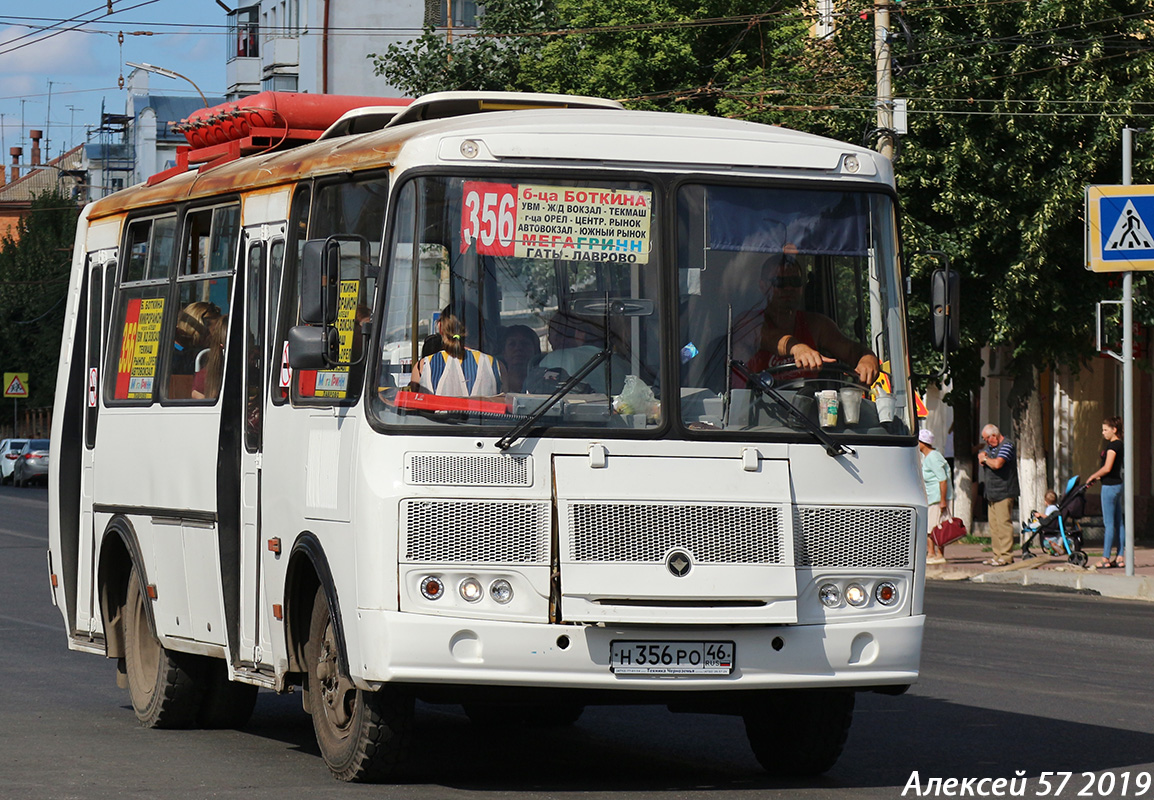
[
  {"xmin": 85, "ymin": 258, "xmax": 103, "ymax": 448},
  {"xmin": 108, "ymin": 216, "xmax": 176, "ymax": 404},
  {"xmin": 288, "ymin": 176, "xmax": 387, "ymax": 406},
  {"xmin": 165, "ymin": 204, "xmax": 240, "ymax": 402},
  {"xmin": 272, "ymin": 187, "xmax": 311, "ymax": 405}
]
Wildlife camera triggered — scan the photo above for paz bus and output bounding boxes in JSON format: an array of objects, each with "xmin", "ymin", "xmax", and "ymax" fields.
[{"xmin": 49, "ymin": 89, "xmax": 927, "ymax": 781}]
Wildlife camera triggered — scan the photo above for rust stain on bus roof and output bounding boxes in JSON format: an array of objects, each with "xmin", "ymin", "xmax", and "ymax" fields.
[{"xmin": 88, "ymin": 136, "xmax": 404, "ymax": 220}]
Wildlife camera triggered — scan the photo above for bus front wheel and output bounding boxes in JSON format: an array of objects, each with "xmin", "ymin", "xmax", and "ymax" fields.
[
  {"xmin": 743, "ymin": 689, "xmax": 854, "ymax": 776},
  {"xmin": 123, "ymin": 566, "xmax": 203, "ymax": 728},
  {"xmin": 305, "ymin": 586, "xmax": 413, "ymax": 782}
]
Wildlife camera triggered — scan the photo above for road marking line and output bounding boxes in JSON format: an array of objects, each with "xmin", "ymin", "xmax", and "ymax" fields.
[
  {"xmin": 0, "ymin": 613, "xmax": 60, "ymax": 631},
  {"xmin": 0, "ymin": 528, "xmax": 46, "ymax": 542}
]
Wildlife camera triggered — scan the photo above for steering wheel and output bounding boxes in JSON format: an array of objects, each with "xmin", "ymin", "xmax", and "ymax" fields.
[{"xmin": 754, "ymin": 359, "xmax": 865, "ymax": 393}]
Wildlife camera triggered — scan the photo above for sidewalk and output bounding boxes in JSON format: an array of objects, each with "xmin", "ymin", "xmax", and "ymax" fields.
[{"xmin": 926, "ymin": 540, "xmax": 1154, "ymax": 602}]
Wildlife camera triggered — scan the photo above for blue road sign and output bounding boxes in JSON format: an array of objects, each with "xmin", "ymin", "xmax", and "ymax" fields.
[{"xmin": 1086, "ymin": 185, "xmax": 1154, "ymax": 272}]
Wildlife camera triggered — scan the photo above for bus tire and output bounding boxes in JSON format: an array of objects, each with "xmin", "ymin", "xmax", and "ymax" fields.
[
  {"xmin": 196, "ymin": 658, "xmax": 258, "ymax": 729},
  {"xmin": 123, "ymin": 566, "xmax": 203, "ymax": 728},
  {"xmin": 306, "ymin": 586, "xmax": 413, "ymax": 782},
  {"xmin": 743, "ymin": 689, "xmax": 854, "ymax": 776}
]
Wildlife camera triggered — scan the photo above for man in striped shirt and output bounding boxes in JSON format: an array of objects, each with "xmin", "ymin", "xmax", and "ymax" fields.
[{"xmin": 978, "ymin": 424, "xmax": 1019, "ymax": 566}]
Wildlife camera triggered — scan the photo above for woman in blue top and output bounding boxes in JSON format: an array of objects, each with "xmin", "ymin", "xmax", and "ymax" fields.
[
  {"xmin": 918, "ymin": 428, "xmax": 954, "ymax": 564},
  {"xmin": 1086, "ymin": 416, "xmax": 1124, "ymax": 568}
]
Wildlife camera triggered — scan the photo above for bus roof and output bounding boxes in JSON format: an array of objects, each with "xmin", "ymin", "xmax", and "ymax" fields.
[{"xmin": 86, "ymin": 96, "xmax": 888, "ymax": 219}]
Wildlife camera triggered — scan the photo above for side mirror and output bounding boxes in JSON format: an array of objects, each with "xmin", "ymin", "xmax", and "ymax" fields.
[
  {"xmin": 931, "ymin": 268, "xmax": 960, "ymax": 351},
  {"xmin": 300, "ymin": 239, "xmax": 340, "ymax": 325},
  {"xmin": 287, "ymin": 324, "xmax": 339, "ymax": 369}
]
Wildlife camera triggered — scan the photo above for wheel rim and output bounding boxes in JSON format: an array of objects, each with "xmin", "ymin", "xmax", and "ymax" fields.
[
  {"xmin": 126, "ymin": 580, "xmax": 161, "ymax": 706},
  {"xmin": 316, "ymin": 618, "xmax": 356, "ymax": 732}
]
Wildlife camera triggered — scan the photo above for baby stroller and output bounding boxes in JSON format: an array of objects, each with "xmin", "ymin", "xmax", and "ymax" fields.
[{"xmin": 1020, "ymin": 475, "xmax": 1089, "ymax": 567}]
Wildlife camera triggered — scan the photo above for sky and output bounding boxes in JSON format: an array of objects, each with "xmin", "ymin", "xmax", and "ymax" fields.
[{"xmin": 0, "ymin": 1, "xmax": 229, "ymax": 163}]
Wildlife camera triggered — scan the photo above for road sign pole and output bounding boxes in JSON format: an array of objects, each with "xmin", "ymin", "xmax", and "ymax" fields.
[{"xmin": 1122, "ymin": 127, "xmax": 1135, "ymax": 577}]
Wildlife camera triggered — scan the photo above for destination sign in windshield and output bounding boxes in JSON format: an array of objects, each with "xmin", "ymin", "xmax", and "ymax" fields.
[{"xmin": 460, "ymin": 181, "xmax": 652, "ymax": 264}]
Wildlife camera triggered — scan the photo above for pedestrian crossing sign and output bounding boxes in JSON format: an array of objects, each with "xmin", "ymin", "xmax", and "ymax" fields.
[
  {"xmin": 1085, "ymin": 185, "xmax": 1154, "ymax": 272},
  {"xmin": 3, "ymin": 372, "xmax": 29, "ymax": 398}
]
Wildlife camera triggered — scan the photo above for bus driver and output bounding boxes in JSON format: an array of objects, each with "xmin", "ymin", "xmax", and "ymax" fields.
[{"xmin": 750, "ymin": 245, "xmax": 880, "ymax": 386}]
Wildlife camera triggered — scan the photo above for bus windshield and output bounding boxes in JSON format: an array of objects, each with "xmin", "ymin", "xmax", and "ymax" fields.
[
  {"xmin": 369, "ymin": 174, "xmax": 910, "ymax": 439},
  {"xmin": 677, "ymin": 184, "xmax": 910, "ymax": 438},
  {"xmin": 371, "ymin": 174, "xmax": 662, "ymax": 431}
]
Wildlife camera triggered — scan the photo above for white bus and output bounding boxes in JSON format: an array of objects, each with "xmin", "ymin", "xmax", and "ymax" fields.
[{"xmin": 49, "ymin": 90, "xmax": 927, "ymax": 782}]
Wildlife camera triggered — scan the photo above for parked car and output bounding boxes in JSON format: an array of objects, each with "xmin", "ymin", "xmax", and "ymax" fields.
[
  {"xmin": 0, "ymin": 438, "xmax": 28, "ymax": 485},
  {"xmin": 12, "ymin": 439, "xmax": 49, "ymax": 487}
]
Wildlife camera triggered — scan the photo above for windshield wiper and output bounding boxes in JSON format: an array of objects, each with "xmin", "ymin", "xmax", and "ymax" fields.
[
  {"xmin": 495, "ymin": 348, "xmax": 612, "ymax": 451},
  {"xmin": 729, "ymin": 360, "xmax": 854, "ymax": 458}
]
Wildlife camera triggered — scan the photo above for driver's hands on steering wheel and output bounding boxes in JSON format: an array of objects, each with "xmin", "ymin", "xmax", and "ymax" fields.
[
  {"xmin": 790, "ymin": 342, "xmax": 879, "ymax": 386},
  {"xmin": 855, "ymin": 353, "xmax": 880, "ymax": 387},
  {"xmin": 788, "ymin": 342, "xmax": 834, "ymax": 372}
]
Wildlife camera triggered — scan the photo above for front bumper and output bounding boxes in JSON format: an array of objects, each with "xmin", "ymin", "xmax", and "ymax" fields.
[{"xmin": 348, "ymin": 610, "xmax": 924, "ymax": 692}]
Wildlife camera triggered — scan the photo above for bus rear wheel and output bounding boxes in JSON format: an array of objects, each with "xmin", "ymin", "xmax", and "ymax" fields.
[
  {"xmin": 306, "ymin": 587, "xmax": 413, "ymax": 782},
  {"xmin": 123, "ymin": 566, "xmax": 203, "ymax": 728},
  {"xmin": 743, "ymin": 689, "xmax": 855, "ymax": 776}
]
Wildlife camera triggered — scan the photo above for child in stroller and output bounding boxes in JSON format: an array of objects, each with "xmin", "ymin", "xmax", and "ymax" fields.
[{"xmin": 1020, "ymin": 475, "xmax": 1089, "ymax": 567}]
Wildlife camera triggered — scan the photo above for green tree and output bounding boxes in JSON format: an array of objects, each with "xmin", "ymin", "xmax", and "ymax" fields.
[
  {"xmin": 370, "ymin": 0, "xmax": 811, "ymax": 114},
  {"xmin": 0, "ymin": 189, "xmax": 80, "ymax": 410}
]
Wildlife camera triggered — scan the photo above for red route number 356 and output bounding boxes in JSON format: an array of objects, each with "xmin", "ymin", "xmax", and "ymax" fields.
[{"xmin": 460, "ymin": 181, "xmax": 517, "ymax": 256}]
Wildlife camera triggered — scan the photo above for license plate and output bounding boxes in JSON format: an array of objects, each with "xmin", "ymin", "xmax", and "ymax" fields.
[{"xmin": 610, "ymin": 640, "xmax": 735, "ymax": 675}]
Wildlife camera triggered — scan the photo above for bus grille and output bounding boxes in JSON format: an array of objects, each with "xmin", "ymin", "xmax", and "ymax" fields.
[
  {"xmin": 402, "ymin": 499, "xmax": 550, "ymax": 564},
  {"xmin": 566, "ymin": 502, "xmax": 784, "ymax": 564},
  {"xmin": 405, "ymin": 453, "xmax": 533, "ymax": 487},
  {"xmin": 793, "ymin": 506, "xmax": 914, "ymax": 569}
]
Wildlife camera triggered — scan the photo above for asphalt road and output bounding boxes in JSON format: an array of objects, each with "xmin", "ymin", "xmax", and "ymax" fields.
[{"xmin": 3, "ymin": 483, "xmax": 1152, "ymax": 800}]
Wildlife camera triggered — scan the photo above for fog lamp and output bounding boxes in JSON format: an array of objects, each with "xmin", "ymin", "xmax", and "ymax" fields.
[
  {"xmin": 490, "ymin": 579, "xmax": 513, "ymax": 604},
  {"xmin": 420, "ymin": 576, "xmax": 444, "ymax": 600},
  {"xmin": 819, "ymin": 583, "xmax": 842, "ymax": 608},
  {"xmin": 845, "ymin": 583, "xmax": 868, "ymax": 607},
  {"xmin": 875, "ymin": 581, "xmax": 898, "ymax": 606},
  {"xmin": 460, "ymin": 577, "xmax": 484, "ymax": 603}
]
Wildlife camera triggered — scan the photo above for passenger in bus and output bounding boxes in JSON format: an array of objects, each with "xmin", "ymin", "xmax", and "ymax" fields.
[
  {"xmin": 498, "ymin": 324, "xmax": 541, "ymax": 393},
  {"xmin": 192, "ymin": 314, "xmax": 228, "ymax": 400},
  {"xmin": 420, "ymin": 302, "xmax": 480, "ymax": 360},
  {"xmin": 751, "ymin": 247, "xmax": 880, "ymax": 386},
  {"xmin": 172, "ymin": 302, "xmax": 219, "ymax": 376},
  {"xmin": 413, "ymin": 314, "xmax": 501, "ymax": 397}
]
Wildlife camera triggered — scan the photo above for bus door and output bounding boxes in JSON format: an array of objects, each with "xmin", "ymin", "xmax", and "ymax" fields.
[
  {"xmin": 77, "ymin": 249, "xmax": 116, "ymax": 635},
  {"xmin": 238, "ymin": 225, "xmax": 282, "ymax": 666}
]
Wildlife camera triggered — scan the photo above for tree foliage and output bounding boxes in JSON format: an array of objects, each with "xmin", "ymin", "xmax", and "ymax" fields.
[{"xmin": 0, "ymin": 189, "xmax": 79, "ymax": 407}]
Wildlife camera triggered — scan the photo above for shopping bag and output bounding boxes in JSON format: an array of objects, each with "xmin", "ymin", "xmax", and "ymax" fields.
[{"xmin": 932, "ymin": 516, "xmax": 968, "ymax": 548}]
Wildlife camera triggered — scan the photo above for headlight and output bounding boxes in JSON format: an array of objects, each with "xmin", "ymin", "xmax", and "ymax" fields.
[
  {"xmin": 489, "ymin": 579, "xmax": 513, "ymax": 604},
  {"xmin": 845, "ymin": 583, "xmax": 868, "ymax": 607},
  {"xmin": 459, "ymin": 577, "xmax": 483, "ymax": 603},
  {"xmin": 819, "ymin": 583, "xmax": 842, "ymax": 608}
]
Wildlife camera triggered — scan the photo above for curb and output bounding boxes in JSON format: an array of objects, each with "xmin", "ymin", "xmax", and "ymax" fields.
[{"xmin": 964, "ymin": 570, "xmax": 1154, "ymax": 602}]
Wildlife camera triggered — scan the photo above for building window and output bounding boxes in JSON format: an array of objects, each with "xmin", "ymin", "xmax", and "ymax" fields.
[
  {"xmin": 262, "ymin": 74, "xmax": 299, "ymax": 93},
  {"xmin": 228, "ymin": 5, "xmax": 260, "ymax": 59},
  {"xmin": 439, "ymin": 0, "xmax": 481, "ymax": 28}
]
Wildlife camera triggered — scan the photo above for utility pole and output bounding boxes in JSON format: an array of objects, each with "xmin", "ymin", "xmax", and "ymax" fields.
[
  {"xmin": 1121, "ymin": 128, "xmax": 1136, "ymax": 577},
  {"xmin": 875, "ymin": 0, "xmax": 894, "ymax": 159},
  {"xmin": 46, "ymin": 80, "xmax": 56, "ymax": 158}
]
